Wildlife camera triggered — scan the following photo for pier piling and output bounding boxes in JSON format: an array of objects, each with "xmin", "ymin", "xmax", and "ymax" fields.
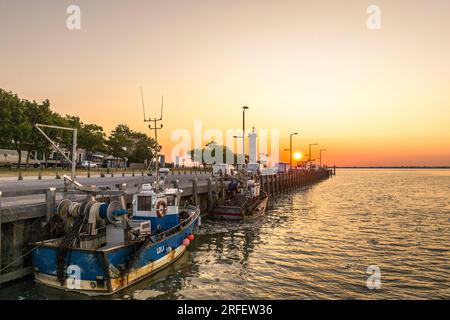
[
  {"xmin": 192, "ymin": 178, "xmax": 199, "ymax": 206},
  {"xmin": 207, "ymin": 178, "xmax": 213, "ymax": 212},
  {"xmin": 45, "ymin": 188, "xmax": 56, "ymax": 222},
  {"xmin": 271, "ymin": 175, "xmax": 276, "ymax": 195}
]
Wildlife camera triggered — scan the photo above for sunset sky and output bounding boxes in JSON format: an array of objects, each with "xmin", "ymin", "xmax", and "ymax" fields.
[{"xmin": 1, "ymin": 0, "xmax": 449, "ymax": 166}]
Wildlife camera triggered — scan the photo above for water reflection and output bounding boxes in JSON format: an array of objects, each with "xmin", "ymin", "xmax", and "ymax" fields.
[{"xmin": 1, "ymin": 169, "xmax": 449, "ymax": 299}]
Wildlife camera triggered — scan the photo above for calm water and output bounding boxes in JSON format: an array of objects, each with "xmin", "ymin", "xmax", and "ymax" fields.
[{"xmin": 1, "ymin": 169, "xmax": 449, "ymax": 299}]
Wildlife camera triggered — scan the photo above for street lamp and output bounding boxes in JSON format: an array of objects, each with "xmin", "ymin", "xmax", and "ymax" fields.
[
  {"xmin": 289, "ymin": 132, "xmax": 298, "ymax": 171},
  {"xmin": 234, "ymin": 106, "xmax": 249, "ymax": 169},
  {"xmin": 242, "ymin": 106, "xmax": 249, "ymax": 166},
  {"xmin": 319, "ymin": 149, "xmax": 327, "ymax": 167}
]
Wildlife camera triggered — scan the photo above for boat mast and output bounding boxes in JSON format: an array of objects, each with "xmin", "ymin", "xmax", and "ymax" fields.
[{"xmin": 142, "ymin": 88, "xmax": 164, "ymax": 191}]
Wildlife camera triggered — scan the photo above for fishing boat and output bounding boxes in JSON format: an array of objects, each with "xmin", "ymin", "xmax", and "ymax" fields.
[
  {"xmin": 31, "ymin": 177, "xmax": 200, "ymax": 295},
  {"xmin": 31, "ymin": 94, "xmax": 200, "ymax": 295},
  {"xmin": 211, "ymin": 173, "xmax": 268, "ymax": 221}
]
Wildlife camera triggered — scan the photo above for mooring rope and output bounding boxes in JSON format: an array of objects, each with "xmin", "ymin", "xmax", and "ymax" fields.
[{"xmin": 0, "ymin": 245, "xmax": 41, "ymax": 274}]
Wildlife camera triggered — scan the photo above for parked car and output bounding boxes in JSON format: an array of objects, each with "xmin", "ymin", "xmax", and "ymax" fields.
[{"xmin": 81, "ymin": 161, "xmax": 98, "ymax": 168}]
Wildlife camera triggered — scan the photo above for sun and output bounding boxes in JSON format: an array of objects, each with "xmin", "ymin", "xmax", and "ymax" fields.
[{"xmin": 294, "ymin": 152, "xmax": 302, "ymax": 160}]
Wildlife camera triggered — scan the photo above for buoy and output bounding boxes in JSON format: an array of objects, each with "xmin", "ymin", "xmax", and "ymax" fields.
[
  {"xmin": 187, "ymin": 234, "xmax": 194, "ymax": 241},
  {"xmin": 166, "ymin": 246, "xmax": 173, "ymax": 253},
  {"xmin": 182, "ymin": 238, "xmax": 190, "ymax": 246}
]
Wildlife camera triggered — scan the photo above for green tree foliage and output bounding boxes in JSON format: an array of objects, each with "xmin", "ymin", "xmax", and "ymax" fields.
[
  {"xmin": 23, "ymin": 99, "xmax": 58, "ymax": 167},
  {"xmin": 106, "ymin": 124, "xmax": 157, "ymax": 167},
  {"xmin": 189, "ymin": 141, "xmax": 237, "ymax": 167},
  {"xmin": 63, "ymin": 115, "xmax": 106, "ymax": 166},
  {"xmin": 0, "ymin": 89, "xmax": 38, "ymax": 168},
  {"xmin": 106, "ymin": 124, "xmax": 133, "ymax": 167},
  {"xmin": 79, "ymin": 124, "xmax": 106, "ymax": 160},
  {"xmin": 127, "ymin": 132, "xmax": 158, "ymax": 164},
  {"xmin": 1, "ymin": 89, "xmax": 156, "ymax": 168}
]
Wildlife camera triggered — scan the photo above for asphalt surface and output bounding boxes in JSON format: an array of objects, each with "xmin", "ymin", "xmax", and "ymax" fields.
[{"xmin": 0, "ymin": 173, "xmax": 211, "ymax": 208}]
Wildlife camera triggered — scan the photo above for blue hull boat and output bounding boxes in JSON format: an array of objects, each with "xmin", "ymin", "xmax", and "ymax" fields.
[{"xmin": 32, "ymin": 181, "xmax": 201, "ymax": 295}]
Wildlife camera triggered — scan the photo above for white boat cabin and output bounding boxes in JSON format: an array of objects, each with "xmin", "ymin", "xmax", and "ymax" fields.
[{"xmin": 132, "ymin": 184, "xmax": 184, "ymax": 233}]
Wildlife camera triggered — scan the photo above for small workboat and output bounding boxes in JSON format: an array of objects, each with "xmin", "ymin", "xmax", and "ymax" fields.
[
  {"xmin": 32, "ymin": 177, "xmax": 200, "ymax": 295},
  {"xmin": 211, "ymin": 173, "xmax": 268, "ymax": 221}
]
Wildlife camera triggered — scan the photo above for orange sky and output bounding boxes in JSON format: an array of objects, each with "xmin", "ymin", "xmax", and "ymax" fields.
[{"xmin": 1, "ymin": 0, "xmax": 449, "ymax": 166}]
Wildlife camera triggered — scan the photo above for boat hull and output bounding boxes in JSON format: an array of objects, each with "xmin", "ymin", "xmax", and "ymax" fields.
[
  {"xmin": 210, "ymin": 193, "xmax": 269, "ymax": 221},
  {"xmin": 245, "ymin": 193, "xmax": 268, "ymax": 220},
  {"xmin": 32, "ymin": 208, "xmax": 200, "ymax": 295},
  {"xmin": 34, "ymin": 244, "xmax": 186, "ymax": 295},
  {"xmin": 210, "ymin": 206, "xmax": 244, "ymax": 221}
]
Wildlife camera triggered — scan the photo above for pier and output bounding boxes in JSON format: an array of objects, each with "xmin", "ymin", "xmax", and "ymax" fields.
[{"xmin": 0, "ymin": 168, "xmax": 334, "ymax": 285}]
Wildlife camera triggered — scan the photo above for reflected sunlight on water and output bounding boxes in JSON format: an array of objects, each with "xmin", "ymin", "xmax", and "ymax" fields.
[{"xmin": 1, "ymin": 169, "xmax": 449, "ymax": 299}]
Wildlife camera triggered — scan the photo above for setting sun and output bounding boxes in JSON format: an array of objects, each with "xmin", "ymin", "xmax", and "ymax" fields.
[{"xmin": 294, "ymin": 152, "xmax": 302, "ymax": 161}]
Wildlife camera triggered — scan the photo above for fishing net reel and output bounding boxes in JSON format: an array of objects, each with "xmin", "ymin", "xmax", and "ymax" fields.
[{"xmin": 54, "ymin": 199, "xmax": 128, "ymax": 235}]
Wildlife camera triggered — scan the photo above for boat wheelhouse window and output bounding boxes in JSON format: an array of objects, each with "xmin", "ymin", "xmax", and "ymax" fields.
[
  {"xmin": 167, "ymin": 195, "xmax": 176, "ymax": 206},
  {"xmin": 137, "ymin": 196, "xmax": 152, "ymax": 211}
]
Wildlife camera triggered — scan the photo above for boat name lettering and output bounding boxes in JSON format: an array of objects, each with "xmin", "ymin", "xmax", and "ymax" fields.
[{"xmin": 157, "ymin": 245, "xmax": 165, "ymax": 254}]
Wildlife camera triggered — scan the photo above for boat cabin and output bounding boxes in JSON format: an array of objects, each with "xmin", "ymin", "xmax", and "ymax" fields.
[
  {"xmin": 247, "ymin": 179, "xmax": 261, "ymax": 199},
  {"xmin": 132, "ymin": 184, "xmax": 183, "ymax": 233}
]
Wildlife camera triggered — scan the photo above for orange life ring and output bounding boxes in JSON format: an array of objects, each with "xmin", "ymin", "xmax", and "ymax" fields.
[{"xmin": 156, "ymin": 201, "xmax": 167, "ymax": 218}]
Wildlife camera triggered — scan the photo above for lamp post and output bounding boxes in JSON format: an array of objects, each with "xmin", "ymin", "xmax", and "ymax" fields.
[
  {"xmin": 289, "ymin": 132, "xmax": 298, "ymax": 171},
  {"xmin": 319, "ymin": 149, "xmax": 327, "ymax": 167},
  {"xmin": 242, "ymin": 106, "xmax": 249, "ymax": 167},
  {"xmin": 233, "ymin": 106, "xmax": 249, "ymax": 169}
]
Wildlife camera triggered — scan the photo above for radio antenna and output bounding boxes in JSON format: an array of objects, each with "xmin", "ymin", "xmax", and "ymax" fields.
[
  {"xmin": 141, "ymin": 88, "xmax": 165, "ymax": 190},
  {"xmin": 141, "ymin": 87, "xmax": 146, "ymax": 120},
  {"xmin": 160, "ymin": 95, "xmax": 164, "ymax": 120}
]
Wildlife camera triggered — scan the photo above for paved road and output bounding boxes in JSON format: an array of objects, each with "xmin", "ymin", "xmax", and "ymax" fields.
[{"xmin": 0, "ymin": 173, "xmax": 211, "ymax": 208}]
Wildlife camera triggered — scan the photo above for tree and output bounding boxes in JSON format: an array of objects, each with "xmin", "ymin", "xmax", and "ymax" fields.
[
  {"xmin": 127, "ymin": 132, "xmax": 158, "ymax": 165},
  {"xmin": 106, "ymin": 125, "xmax": 157, "ymax": 168},
  {"xmin": 78, "ymin": 123, "xmax": 106, "ymax": 168},
  {"xmin": 1, "ymin": 88, "xmax": 153, "ymax": 171},
  {"xmin": 0, "ymin": 89, "xmax": 18, "ymax": 149},
  {"xmin": 189, "ymin": 141, "xmax": 237, "ymax": 167},
  {"xmin": 0, "ymin": 89, "xmax": 33, "ymax": 169},
  {"xmin": 106, "ymin": 124, "xmax": 133, "ymax": 168},
  {"xmin": 23, "ymin": 99, "xmax": 57, "ymax": 168}
]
